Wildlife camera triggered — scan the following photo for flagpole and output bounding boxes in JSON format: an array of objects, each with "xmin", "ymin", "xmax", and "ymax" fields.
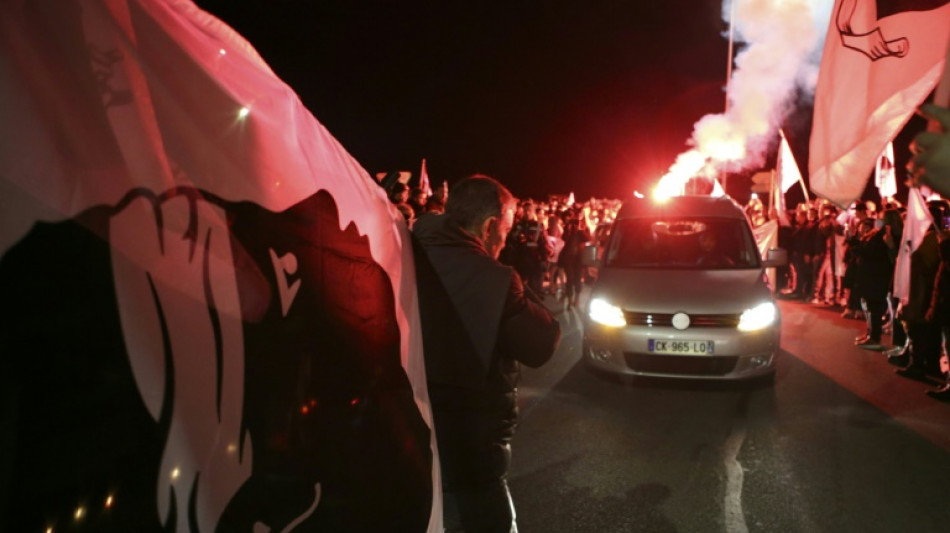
[
  {"xmin": 722, "ymin": 0, "xmax": 736, "ymax": 195},
  {"xmin": 768, "ymin": 170, "xmax": 775, "ymax": 213},
  {"xmin": 725, "ymin": 0, "xmax": 736, "ymax": 114}
]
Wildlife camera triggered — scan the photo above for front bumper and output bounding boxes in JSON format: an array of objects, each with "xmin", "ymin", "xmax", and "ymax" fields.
[{"xmin": 583, "ymin": 321, "xmax": 780, "ymax": 380}]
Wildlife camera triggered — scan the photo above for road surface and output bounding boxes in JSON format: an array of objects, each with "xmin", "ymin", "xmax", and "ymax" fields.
[{"xmin": 510, "ymin": 296, "xmax": 950, "ymax": 533}]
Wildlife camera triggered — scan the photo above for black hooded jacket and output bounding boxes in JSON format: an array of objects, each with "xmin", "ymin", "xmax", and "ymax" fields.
[{"xmin": 411, "ymin": 213, "xmax": 560, "ymax": 488}]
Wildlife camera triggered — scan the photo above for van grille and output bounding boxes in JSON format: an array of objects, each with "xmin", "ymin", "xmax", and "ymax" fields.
[{"xmin": 622, "ymin": 311, "xmax": 740, "ymax": 328}]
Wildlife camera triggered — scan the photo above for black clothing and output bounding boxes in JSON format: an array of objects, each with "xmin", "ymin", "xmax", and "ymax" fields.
[
  {"xmin": 905, "ymin": 230, "xmax": 940, "ymax": 322},
  {"xmin": 852, "ymin": 228, "xmax": 892, "ymax": 302},
  {"xmin": 559, "ymin": 223, "xmax": 591, "ymax": 305},
  {"xmin": 904, "ymin": 230, "xmax": 943, "ymax": 375},
  {"xmin": 929, "ymin": 236, "xmax": 950, "ymax": 383},
  {"xmin": 412, "ymin": 213, "xmax": 560, "ymax": 531},
  {"xmin": 929, "ymin": 237, "xmax": 950, "ymax": 328},
  {"xmin": 790, "ymin": 221, "xmax": 816, "ymax": 298},
  {"xmin": 851, "ymin": 228, "xmax": 891, "ymax": 341},
  {"xmin": 508, "ymin": 219, "xmax": 550, "ymax": 297}
]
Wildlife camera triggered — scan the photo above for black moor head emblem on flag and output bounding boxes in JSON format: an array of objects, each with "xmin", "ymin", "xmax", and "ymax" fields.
[{"xmin": 836, "ymin": 0, "xmax": 949, "ymax": 60}]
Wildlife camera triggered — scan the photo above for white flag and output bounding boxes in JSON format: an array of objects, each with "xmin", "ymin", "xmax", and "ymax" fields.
[
  {"xmin": 875, "ymin": 142, "xmax": 897, "ymax": 199},
  {"xmin": 777, "ymin": 131, "xmax": 803, "ymax": 194},
  {"xmin": 893, "ymin": 187, "xmax": 932, "ymax": 305},
  {"xmin": 711, "ymin": 177, "xmax": 726, "ymax": 197}
]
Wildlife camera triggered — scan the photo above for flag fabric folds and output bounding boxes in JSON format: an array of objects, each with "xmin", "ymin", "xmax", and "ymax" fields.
[
  {"xmin": 0, "ymin": 1, "xmax": 438, "ymax": 531},
  {"xmin": 808, "ymin": 0, "xmax": 950, "ymax": 207},
  {"xmin": 893, "ymin": 187, "xmax": 933, "ymax": 304},
  {"xmin": 875, "ymin": 141, "xmax": 898, "ymax": 199}
]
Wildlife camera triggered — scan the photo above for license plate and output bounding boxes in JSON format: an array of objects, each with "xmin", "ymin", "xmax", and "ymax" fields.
[{"xmin": 648, "ymin": 339, "xmax": 714, "ymax": 355}]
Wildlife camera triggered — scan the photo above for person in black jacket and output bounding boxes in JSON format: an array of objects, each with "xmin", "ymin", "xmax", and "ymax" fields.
[
  {"xmin": 924, "ymin": 231, "xmax": 950, "ymax": 400},
  {"xmin": 789, "ymin": 209, "xmax": 813, "ymax": 300},
  {"xmin": 851, "ymin": 217, "xmax": 893, "ymax": 349},
  {"xmin": 411, "ymin": 175, "xmax": 562, "ymax": 532},
  {"xmin": 841, "ymin": 203, "xmax": 870, "ymax": 318},
  {"xmin": 508, "ymin": 201, "xmax": 551, "ymax": 298},
  {"xmin": 912, "ymin": 103, "xmax": 950, "ymax": 400},
  {"xmin": 891, "ymin": 202, "xmax": 945, "ymax": 381},
  {"xmin": 559, "ymin": 210, "xmax": 592, "ymax": 308}
]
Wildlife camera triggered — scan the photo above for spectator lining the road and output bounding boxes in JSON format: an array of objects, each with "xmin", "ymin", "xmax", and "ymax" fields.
[{"xmin": 909, "ymin": 103, "xmax": 950, "ymax": 401}]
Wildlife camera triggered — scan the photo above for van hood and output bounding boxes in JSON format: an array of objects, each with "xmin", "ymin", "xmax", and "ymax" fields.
[{"xmin": 591, "ymin": 268, "xmax": 773, "ymax": 315}]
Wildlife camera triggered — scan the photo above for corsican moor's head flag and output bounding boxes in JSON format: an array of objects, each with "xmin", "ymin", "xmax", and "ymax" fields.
[
  {"xmin": 0, "ymin": 1, "xmax": 438, "ymax": 531},
  {"xmin": 808, "ymin": 0, "xmax": 950, "ymax": 207}
]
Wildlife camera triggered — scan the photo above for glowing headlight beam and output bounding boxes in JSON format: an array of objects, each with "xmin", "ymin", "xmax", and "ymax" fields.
[
  {"xmin": 588, "ymin": 298, "xmax": 627, "ymax": 327},
  {"xmin": 737, "ymin": 302, "xmax": 776, "ymax": 332}
]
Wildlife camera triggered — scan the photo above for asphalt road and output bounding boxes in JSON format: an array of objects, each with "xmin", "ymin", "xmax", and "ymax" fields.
[{"xmin": 509, "ymin": 295, "xmax": 950, "ymax": 533}]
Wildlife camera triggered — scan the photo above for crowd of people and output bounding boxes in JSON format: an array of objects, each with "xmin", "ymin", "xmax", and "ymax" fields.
[
  {"xmin": 390, "ymin": 183, "xmax": 622, "ymax": 307},
  {"xmin": 390, "ymin": 174, "xmax": 950, "ymax": 409},
  {"xmin": 743, "ymin": 192, "xmax": 950, "ymax": 401},
  {"xmin": 383, "ymin": 102, "xmax": 950, "ymax": 533},
  {"xmin": 392, "ymin": 184, "xmax": 950, "ymax": 406}
]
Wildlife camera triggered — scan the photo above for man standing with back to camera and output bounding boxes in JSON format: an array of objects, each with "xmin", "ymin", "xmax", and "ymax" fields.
[{"xmin": 411, "ymin": 174, "xmax": 561, "ymax": 532}]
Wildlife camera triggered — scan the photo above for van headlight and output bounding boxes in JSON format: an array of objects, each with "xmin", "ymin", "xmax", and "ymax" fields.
[
  {"xmin": 589, "ymin": 298, "xmax": 627, "ymax": 327},
  {"xmin": 737, "ymin": 302, "xmax": 777, "ymax": 332}
]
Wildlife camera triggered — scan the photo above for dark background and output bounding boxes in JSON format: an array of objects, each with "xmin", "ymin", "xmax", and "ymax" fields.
[{"xmin": 194, "ymin": 0, "xmax": 926, "ymax": 204}]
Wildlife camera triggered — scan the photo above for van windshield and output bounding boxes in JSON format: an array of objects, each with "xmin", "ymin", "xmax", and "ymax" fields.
[{"xmin": 603, "ymin": 217, "xmax": 760, "ymax": 269}]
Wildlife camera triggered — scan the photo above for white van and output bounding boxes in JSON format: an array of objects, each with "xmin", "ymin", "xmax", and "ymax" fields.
[{"xmin": 582, "ymin": 195, "xmax": 785, "ymax": 380}]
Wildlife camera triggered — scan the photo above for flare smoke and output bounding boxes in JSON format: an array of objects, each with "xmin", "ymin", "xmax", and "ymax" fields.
[{"xmin": 654, "ymin": 0, "xmax": 834, "ymax": 197}]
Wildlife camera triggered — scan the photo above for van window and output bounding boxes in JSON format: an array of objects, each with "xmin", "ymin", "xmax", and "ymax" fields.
[{"xmin": 604, "ymin": 217, "xmax": 759, "ymax": 269}]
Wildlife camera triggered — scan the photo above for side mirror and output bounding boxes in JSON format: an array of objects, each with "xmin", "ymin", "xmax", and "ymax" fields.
[
  {"xmin": 762, "ymin": 247, "xmax": 787, "ymax": 268},
  {"xmin": 581, "ymin": 243, "xmax": 600, "ymax": 267}
]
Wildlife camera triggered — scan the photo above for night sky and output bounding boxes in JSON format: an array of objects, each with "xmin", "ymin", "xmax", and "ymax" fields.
[{"xmin": 194, "ymin": 0, "xmax": 925, "ymax": 204}]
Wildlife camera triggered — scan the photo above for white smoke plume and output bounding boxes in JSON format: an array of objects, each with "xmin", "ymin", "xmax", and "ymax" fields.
[{"xmin": 654, "ymin": 0, "xmax": 835, "ymax": 199}]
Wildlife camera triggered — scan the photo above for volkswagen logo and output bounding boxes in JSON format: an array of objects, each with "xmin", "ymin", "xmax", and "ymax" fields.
[{"xmin": 671, "ymin": 312, "xmax": 690, "ymax": 330}]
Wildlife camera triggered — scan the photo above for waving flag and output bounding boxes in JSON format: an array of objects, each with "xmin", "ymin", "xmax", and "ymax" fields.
[
  {"xmin": 809, "ymin": 0, "xmax": 950, "ymax": 207},
  {"xmin": 711, "ymin": 177, "xmax": 727, "ymax": 197},
  {"xmin": 775, "ymin": 131, "xmax": 805, "ymax": 226},
  {"xmin": 778, "ymin": 130, "xmax": 807, "ymax": 196},
  {"xmin": 893, "ymin": 187, "xmax": 934, "ymax": 304},
  {"xmin": 0, "ymin": 1, "xmax": 437, "ymax": 531},
  {"xmin": 875, "ymin": 141, "xmax": 898, "ymax": 199}
]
